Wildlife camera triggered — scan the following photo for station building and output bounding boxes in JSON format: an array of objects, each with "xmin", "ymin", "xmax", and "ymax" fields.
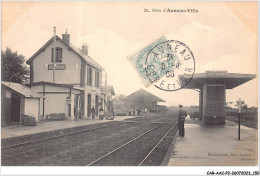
[
  {"xmin": 180, "ymin": 71, "xmax": 256, "ymax": 125},
  {"xmin": 26, "ymin": 31, "xmax": 113, "ymax": 120},
  {"xmin": 124, "ymin": 89, "xmax": 166, "ymax": 112}
]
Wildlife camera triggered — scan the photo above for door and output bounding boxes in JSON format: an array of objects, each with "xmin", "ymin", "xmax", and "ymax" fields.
[
  {"xmin": 2, "ymin": 98, "xmax": 11, "ymax": 125},
  {"xmin": 87, "ymin": 94, "xmax": 91, "ymax": 117},
  {"xmin": 74, "ymin": 94, "xmax": 84, "ymax": 119},
  {"xmin": 95, "ymin": 95, "xmax": 99, "ymax": 116},
  {"xmin": 10, "ymin": 94, "xmax": 21, "ymax": 122},
  {"xmin": 80, "ymin": 91, "xmax": 84, "ymax": 118},
  {"xmin": 77, "ymin": 95, "xmax": 82, "ymax": 119},
  {"xmin": 74, "ymin": 94, "xmax": 79, "ymax": 119}
]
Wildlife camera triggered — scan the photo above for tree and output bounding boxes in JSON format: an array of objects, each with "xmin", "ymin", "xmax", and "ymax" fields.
[
  {"xmin": 225, "ymin": 102, "xmax": 233, "ymax": 110},
  {"xmin": 114, "ymin": 94, "xmax": 126, "ymax": 101},
  {"xmin": 1, "ymin": 47, "xmax": 29, "ymax": 83},
  {"xmin": 234, "ymin": 99, "xmax": 248, "ymax": 110}
]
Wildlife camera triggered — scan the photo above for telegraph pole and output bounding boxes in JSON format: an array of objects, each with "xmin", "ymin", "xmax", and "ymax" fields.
[{"xmin": 53, "ymin": 26, "xmax": 56, "ymax": 83}]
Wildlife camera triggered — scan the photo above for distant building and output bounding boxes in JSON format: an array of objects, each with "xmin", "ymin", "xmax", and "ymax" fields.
[
  {"xmin": 26, "ymin": 30, "xmax": 112, "ymax": 119},
  {"xmin": 1, "ymin": 81, "xmax": 42, "ymax": 126},
  {"xmin": 123, "ymin": 89, "xmax": 166, "ymax": 112}
]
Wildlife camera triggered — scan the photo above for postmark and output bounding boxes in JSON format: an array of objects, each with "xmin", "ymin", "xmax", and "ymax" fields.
[
  {"xmin": 129, "ymin": 37, "xmax": 195, "ymax": 91},
  {"xmin": 146, "ymin": 40, "xmax": 195, "ymax": 91}
]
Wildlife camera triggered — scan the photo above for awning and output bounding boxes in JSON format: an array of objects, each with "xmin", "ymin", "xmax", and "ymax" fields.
[{"xmin": 179, "ymin": 71, "xmax": 256, "ymax": 90}]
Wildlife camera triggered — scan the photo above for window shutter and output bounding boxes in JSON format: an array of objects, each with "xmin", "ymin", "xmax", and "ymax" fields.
[
  {"xmin": 58, "ymin": 48, "xmax": 62, "ymax": 62},
  {"xmin": 60, "ymin": 48, "xmax": 63, "ymax": 62},
  {"xmin": 95, "ymin": 71, "xmax": 97, "ymax": 87},
  {"xmin": 97, "ymin": 71, "xmax": 99, "ymax": 87},
  {"xmin": 55, "ymin": 49, "xmax": 58, "ymax": 62},
  {"xmin": 87, "ymin": 68, "xmax": 89, "ymax": 85},
  {"xmin": 89, "ymin": 68, "xmax": 92, "ymax": 86},
  {"xmin": 90, "ymin": 69, "xmax": 92, "ymax": 86},
  {"xmin": 51, "ymin": 48, "xmax": 54, "ymax": 62}
]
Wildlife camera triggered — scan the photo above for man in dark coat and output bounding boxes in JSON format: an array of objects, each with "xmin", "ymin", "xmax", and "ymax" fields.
[
  {"xmin": 91, "ymin": 106, "xmax": 95, "ymax": 119},
  {"xmin": 178, "ymin": 104, "xmax": 187, "ymax": 137}
]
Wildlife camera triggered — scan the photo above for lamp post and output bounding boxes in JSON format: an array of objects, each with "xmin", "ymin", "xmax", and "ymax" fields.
[{"xmin": 238, "ymin": 98, "xmax": 242, "ymax": 140}]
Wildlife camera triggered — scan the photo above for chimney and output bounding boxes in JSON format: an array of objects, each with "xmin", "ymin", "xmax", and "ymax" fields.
[
  {"xmin": 62, "ymin": 29, "xmax": 70, "ymax": 44},
  {"xmin": 81, "ymin": 43, "xmax": 88, "ymax": 55}
]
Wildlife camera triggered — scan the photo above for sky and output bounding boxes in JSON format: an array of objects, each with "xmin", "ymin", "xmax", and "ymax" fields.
[{"xmin": 2, "ymin": 1, "xmax": 258, "ymax": 107}]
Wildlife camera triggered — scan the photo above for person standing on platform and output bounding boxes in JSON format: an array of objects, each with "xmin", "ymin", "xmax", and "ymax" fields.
[
  {"xmin": 129, "ymin": 106, "xmax": 133, "ymax": 116},
  {"xmin": 91, "ymin": 106, "xmax": 95, "ymax": 119},
  {"xmin": 178, "ymin": 104, "xmax": 187, "ymax": 137}
]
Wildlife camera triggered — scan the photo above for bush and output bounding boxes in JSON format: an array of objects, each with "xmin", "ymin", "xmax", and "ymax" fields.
[{"xmin": 21, "ymin": 115, "xmax": 37, "ymax": 126}]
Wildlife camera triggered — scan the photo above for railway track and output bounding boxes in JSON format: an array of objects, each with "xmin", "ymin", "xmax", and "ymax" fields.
[
  {"xmin": 2, "ymin": 118, "xmax": 168, "ymax": 162},
  {"xmin": 2, "ymin": 116, "xmax": 164, "ymax": 149},
  {"xmin": 86, "ymin": 118, "xmax": 177, "ymax": 166},
  {"xmin": 2, "ymin": 116, "xmax": 178, "ymax": 166},
  {"xmin": 2, "ymin": 121, "xmax": 123, "ymax": 149},
  {"xmin": 2, "ymin": 122, "xmax": 123, "ymax": 150},
  {"xmin": 2, "ymin": 121, "xmax": 134, "ymax": 160}
]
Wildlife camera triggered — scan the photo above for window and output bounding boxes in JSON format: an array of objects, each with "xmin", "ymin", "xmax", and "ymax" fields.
[
  {"xmin": 88, "ymin": 68, "xmax": 92, "ymax": 86},
  {"xmin": 51, "ymin": 47, "xmax": 62, "ymax": 63},
  {"xmin": 95, "ymin": 71, "xmax": 100, "ymax": 87}
]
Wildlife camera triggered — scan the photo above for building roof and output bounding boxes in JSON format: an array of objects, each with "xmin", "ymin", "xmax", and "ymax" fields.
[
  {"xmin": 26, "ymin": 35, "xmax": 104, "ymax": 71},
  {"xmin": 179, "ymin": 71, "xmax": 256, "ymax": 89},
  {"xmin": 124, "ymin": 89, "xmax": 165, "ymax": 102},
  {"xmin": 101, "ymin": 85, "xmax": 115, "ymax": 95},
  {"xmin": 29, "ymin": 81, "xmax": 85, "ymax": 91},
  {"xmin": 69, "ymin": 44, "xmax": 104, "ymax": 71},
  {"xmin": 2, "ymin": 81, "xmax": 42, "ymax": 98},
  {"xmin": 29, "ymin": 81, "xmax": 74, "ymax": 88}
]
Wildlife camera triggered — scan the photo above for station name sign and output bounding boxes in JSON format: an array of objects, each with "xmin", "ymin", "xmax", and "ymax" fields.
[{"xmin": 48, "ymin": 64, "xmax": 66, "ymax": 70}]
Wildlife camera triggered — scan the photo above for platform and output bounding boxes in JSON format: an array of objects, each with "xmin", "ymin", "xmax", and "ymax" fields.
[
  {"xmin": 168, "ymin": 118, "xmax": 258, "ymax": 166},
  {"xmin": 1, "ymin": 116, "xmax": 138, "ymax": 139}
]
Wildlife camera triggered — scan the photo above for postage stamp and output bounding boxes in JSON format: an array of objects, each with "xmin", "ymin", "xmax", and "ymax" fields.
[
  {"xmin": 128, "ymin": 36, "xmax": 168, "ymax": 87},
  {"xmin": 129, "ymin": 37, "xmax": 195, "ymax": 91}
]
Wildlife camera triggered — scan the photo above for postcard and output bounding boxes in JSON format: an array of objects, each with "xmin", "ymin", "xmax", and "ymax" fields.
[{"xmin": 1, "ymin": 1, "xmax": 258, "ymax": 175}]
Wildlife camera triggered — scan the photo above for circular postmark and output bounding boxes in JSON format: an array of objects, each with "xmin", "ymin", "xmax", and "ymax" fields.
[{"xmin": 145, "ymin": 40, "xmax": 195, "ymax": 91}]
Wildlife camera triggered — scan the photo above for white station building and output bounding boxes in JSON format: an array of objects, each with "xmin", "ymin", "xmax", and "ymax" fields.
[{"xmin": 26, "ymin": 30, "xmax": 114, "ymax": 120}]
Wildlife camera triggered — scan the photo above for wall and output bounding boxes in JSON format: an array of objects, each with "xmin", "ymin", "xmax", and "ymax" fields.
[
  {"xmin": 44, "ymin": 93, "xmax": 68, "ymax": 116},
  {"xmin": 84, "ymin": 65, "xmax": 102, "ymax": 118},
  {"xmin": 202, "ymin": 84, "xmax": 226, "ymax": 125},
  {"xmin": 32, "ymin": 39, "xmax": 82, "ymax": 84},
  {"xmin": 24, "ymin": 98, "xmax": 39, "ymax": 121},
  {"xmin": 31, "ymin": 84, "xmax": 71, "ymax": 117},
  {"xmin": 85, "ymin": 64, "xmax": 102, "ymax": 87}
]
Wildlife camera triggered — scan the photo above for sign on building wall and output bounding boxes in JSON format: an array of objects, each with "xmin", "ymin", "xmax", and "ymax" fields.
[{"xmin": 48, "ymin": 64, "xmax": 66, "ymax": 70}]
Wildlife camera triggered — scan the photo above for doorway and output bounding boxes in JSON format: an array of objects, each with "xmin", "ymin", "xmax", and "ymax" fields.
[
  {"xmin": 95, "ymin": 95, "xmax": 99, "ymax": 116},
  {"xmin": 10, "ymin": 94, "xmax": 21, "ymax": 122},
  {"xmin": 87, "ymin": 94, "xmax": 91, "ymax": 117}
]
